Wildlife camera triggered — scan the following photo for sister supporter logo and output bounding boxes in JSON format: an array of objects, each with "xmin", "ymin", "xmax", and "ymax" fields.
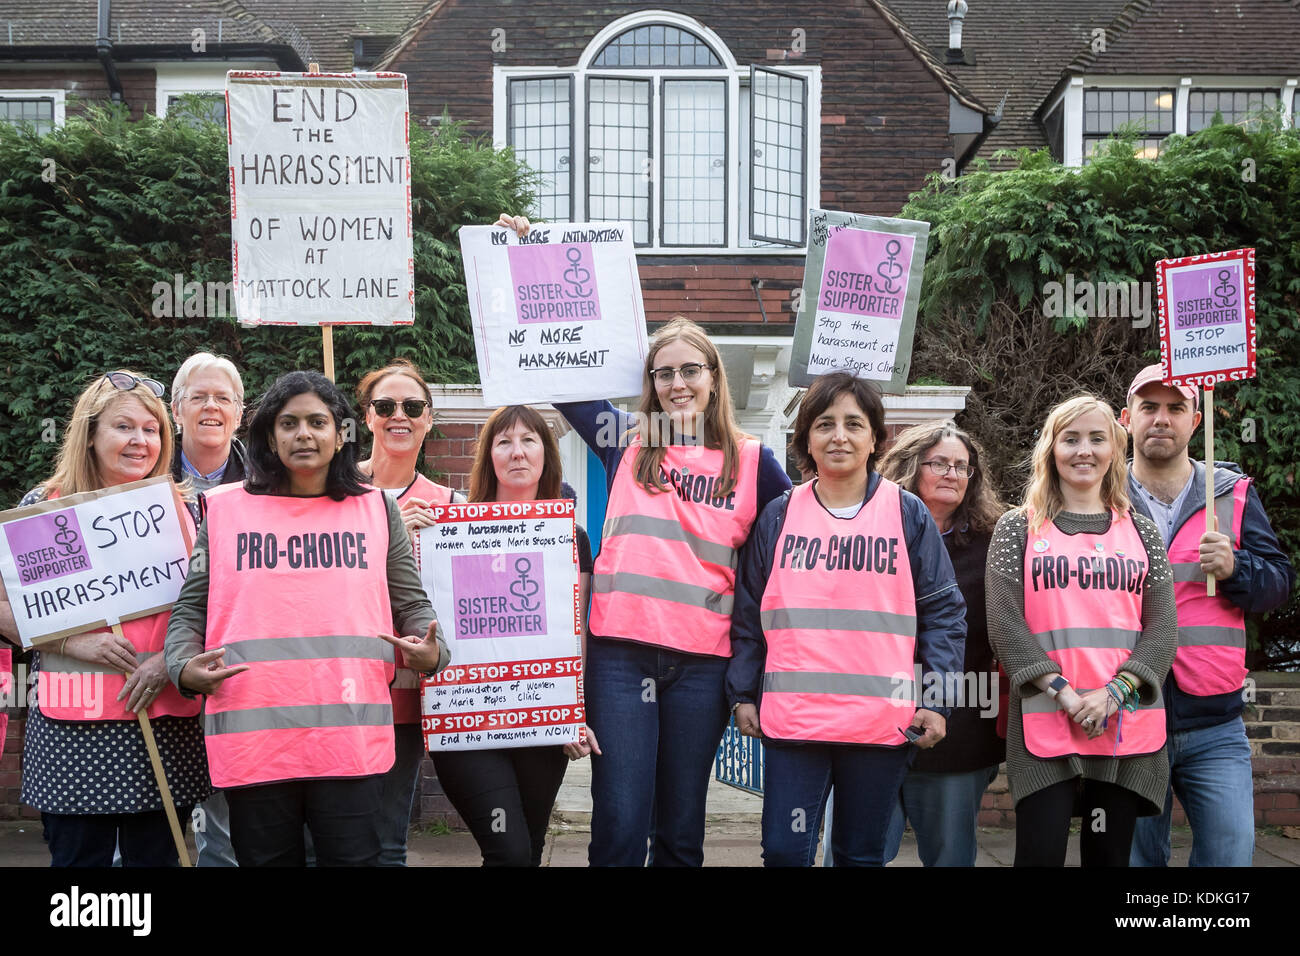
[
  {"xmin": 509, "ymin": 243, "xmax": 603, "ymax": 324},
  {"xmin": 4, "ymin": 511, "xmax": 91, "ymax": 585},
  {"xmin": 451, "ymin": 552, "xmax": 548, "ymax": 639}
]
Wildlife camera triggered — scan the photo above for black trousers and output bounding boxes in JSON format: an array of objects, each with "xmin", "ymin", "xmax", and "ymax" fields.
[
  {"xmin": 432, "ymin": 745, "xmax": 568, "ymax": 867},
  {"xmin": 1014, "ymin": 777, "xmax": 1143, "ymax": 867},
  {"xmin": 225, "ymin": 775, "xmax": 384, "ymax": 867},
  {"xmin": 43, "ymin": 808, "xmax": 194, "ymax": 867}
]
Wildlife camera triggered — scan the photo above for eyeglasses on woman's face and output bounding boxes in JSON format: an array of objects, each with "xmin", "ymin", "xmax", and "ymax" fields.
[
  {"xmin": 368, "ymin": 399, "xmax": 430, "ymax": 418},
  {"xmin": 651, "ymin": 363, "xmax": 713, "ymax": 386},
  {"xmin": 920, "ymin": 459, "xmax": 974, "ymax": 478}
]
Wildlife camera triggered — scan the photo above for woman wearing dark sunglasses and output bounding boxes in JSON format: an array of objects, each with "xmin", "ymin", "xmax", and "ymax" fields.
[
  {"xmin": 0, "ymin": 371, "xmax": 208, "ymax": 866},
  {"xmin": 356, "ymin": 358, "xmax": 462, "ymax": 866}
]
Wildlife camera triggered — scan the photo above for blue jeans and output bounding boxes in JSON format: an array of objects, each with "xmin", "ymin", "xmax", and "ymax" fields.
[
  {"xmin": 764, "ymin": 742, "xmax": 912, "ymax": 867},
  {"xmin": 377, "ymin": 722, "xmax": 426, "ymax": 866},
  {"xmin": 194, "ymin": 792, "xmax": 239, "ymax": 867},
  {"xmin": 879, "ymin": 765, "xmax": 999, "ymax": 866},
  {"xmin": 1130, "ymin": 715, "xmax": 1255, "ymax": 867},
  {"xmin": 586, "ymin": 637, "xmax": 730, "ymax": 867}
]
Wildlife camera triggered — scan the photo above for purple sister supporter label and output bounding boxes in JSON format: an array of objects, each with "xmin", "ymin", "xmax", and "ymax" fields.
[
  {"xmin": 4, "ymin": 510, "xmax": 92, "ymax": 586},
  {"xmin": 451, "ymin": 551, "xmax": 548, "ymax": 639},
  {"xmin": 1169, "ymin": 263, "xmax": 1243, "ymax": 330},
  {"xmin": 819, "ymin": 229, "xmax": 916, "ymax": 319},
  {"xmin": 509, "ymin": 243, "xmax": 603, "ymax": 324}
]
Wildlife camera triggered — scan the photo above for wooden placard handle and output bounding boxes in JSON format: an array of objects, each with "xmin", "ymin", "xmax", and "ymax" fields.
[{"xmin": 1204, "ymin": 386, "xmax": 1215, "ymax": 598}]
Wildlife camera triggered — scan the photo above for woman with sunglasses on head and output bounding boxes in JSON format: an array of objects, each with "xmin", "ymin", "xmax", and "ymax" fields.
[
  {"xmin": 165, "ymin": 370, "xmax": 448, "ymax": 866},
  {"xmin": 988, "ymin": 395, "xmax": 1176, "ymax": 866},
  {"xmin": 430, "ymin": 404, "xmax": 594, "ymax": 866},
  {"xmin": 727, "ymin": 373, "xmax": 967, "ymax": 866},
  {"xmin": 0, "ymin": 372, "xmax": 207, "ymax": 866},
  {"xmin": 356, "ymin": 358, "xmax": 463, "ymax": 866},
  {"xmin": 498, "ymin": 208, "xmax": 793, "ymax": 867}
]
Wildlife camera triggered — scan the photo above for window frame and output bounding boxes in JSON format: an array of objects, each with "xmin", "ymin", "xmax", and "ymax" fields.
[
  {"xmin": 1187, "ymin": 87, "xmax": 1280, "ymax": 133},
  {"xmin": 506, "ymin": 74, "xmax": 576, "ymax": 223},
  {"xmin": 0, "ymin": 89, "xmax": 66, "ymax": 133},
  {"xmin": 491, "ymin": 11, "xmax": 820, "ymax": 256}
]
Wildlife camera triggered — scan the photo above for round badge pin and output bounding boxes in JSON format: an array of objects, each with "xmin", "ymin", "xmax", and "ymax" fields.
[
  {"xmin": 1033, "ymin": 539, "xmax": 1049, "ymax": 552},
  {"xmin": 1094, "ymin": 542, "xmax": 1105, "ymax": 553}
]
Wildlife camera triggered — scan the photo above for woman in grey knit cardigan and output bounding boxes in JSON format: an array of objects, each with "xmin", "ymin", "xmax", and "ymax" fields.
[{"xmin": 988, "ymin": 395, "xmax": 1176, "ymax": 866}]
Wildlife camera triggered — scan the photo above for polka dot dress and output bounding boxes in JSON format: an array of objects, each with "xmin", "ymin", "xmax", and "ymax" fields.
[{"xmin": 16, "ymin": 487, "xmax": 212, "ymax": 814}]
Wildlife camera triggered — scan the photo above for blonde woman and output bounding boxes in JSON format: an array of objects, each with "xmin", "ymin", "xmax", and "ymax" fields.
[
  {"xmin": 0, "ymin": 372, "xmax": 206, "ymax": 866},
  {"xmin": 987, "ymin": 395, "xmax": 1176, "ymax": 866}
]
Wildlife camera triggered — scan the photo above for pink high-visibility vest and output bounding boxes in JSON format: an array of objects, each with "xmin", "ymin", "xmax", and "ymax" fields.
[
  {"xmin": 0, "ymin": 647, "xmax": 11, "ymax": 752},
  {"xmin": 1168, "ymin": 479, "xmax": 1250, "ymax": 696},
  {"xmin": 38, "ymin": 491, "xmax": 199, "ymax": 722},
  {"xmin": 203, "ymin": 485, "xmax": 396, "ymax": 788},
  {"xmin": 759, "ymin": 479, "xmax": 917, "ymax": 745},
  {"xmin": 591, "ymin": 438, "xmax": 760, "ymax": 658},
  {"xmin": 391, "ymin": 474, "xmax": 453, "ymax": 724},
  {"xmin": 1021, "ymin": 511, "xmax": 1166, "ymax": 759}
]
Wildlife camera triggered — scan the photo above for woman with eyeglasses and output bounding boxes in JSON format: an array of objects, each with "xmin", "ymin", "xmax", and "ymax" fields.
[
  {"xmin": 500, "ymin": 206, "xmax": 794, "ymax": 867},
  {"xmin": 355, "ymin": 358, "xmax": 462, "ymax": 866},
  {"xmin": 727, "ymin": 373, "xmax": 966, "ymax": 866},
  {"xmin": 165, "ymin": 370, "xmax": 448, "ymax": 866},
  {"xmin": 988, "ymin": 395, "xmax": 1175, "ymax": 866},
  {"xmin": 0, "ymin": 371, "xmax": 208, "ymax": 866},
  {"xmin": 872, "ymin": 420, "xmax": 1008, "ymax": 865},
  {"xmin": 429, "ymin": 404, "xmax": 594, "ymax": 866}
]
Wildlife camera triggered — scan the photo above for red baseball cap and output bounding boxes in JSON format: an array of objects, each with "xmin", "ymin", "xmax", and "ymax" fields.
[{"xmin": 1126, "ymin": 364, "xmax": 1199, "ymax": 411}]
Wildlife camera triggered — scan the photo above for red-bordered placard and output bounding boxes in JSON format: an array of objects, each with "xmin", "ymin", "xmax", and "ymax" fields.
[{"xmin": 1156, "ymin": 247, "xmax": 1256, "ymax": 389}]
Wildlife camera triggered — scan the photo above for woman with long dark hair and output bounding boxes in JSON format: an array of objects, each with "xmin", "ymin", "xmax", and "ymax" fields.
[{"xmin": 165, "ymin": 370, "xmax": 449, "ymax": 866}]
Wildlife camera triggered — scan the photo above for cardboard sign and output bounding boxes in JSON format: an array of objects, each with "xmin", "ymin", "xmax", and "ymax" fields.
[
  {"xmin": 226, "ymin": 71, "xmax": 414, "ymax": 326},
  {"xmin": 1156, "ymin": 248, "xmax": 1256, "ymax": 388},
  {"xmin": 789, "ymin": 210, "xmax": 929, "ymax": 392},
  {"xmin": 0, "ymin": 477, "xmax": 192, "ymax": 648},
  {"xmin": 459, "ymin": 222, "xmax": 648, "ymax": 404},
  {"xmin": 416, "ymin": 500, "xmax": 583, "ymax": 751}
]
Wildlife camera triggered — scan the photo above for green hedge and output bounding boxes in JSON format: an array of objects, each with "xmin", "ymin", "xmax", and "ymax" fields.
[
  {"xmin": 0, "ymin": 102, "xmax": 534, "ymax": 507},
  {"xmin": 902, "ymin": 119, "xmax": 1300, "ymax": 667}
]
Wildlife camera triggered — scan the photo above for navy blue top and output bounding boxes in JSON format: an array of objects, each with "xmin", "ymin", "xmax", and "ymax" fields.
[{"xmin": 725, "ymin": 472, "xmax": 968, "ymax": 722}]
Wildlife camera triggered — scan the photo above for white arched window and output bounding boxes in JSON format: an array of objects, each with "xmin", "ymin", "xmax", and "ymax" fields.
[{"xmin": 494, "ymin": 12, "xmax": 820, "ymax": 253}]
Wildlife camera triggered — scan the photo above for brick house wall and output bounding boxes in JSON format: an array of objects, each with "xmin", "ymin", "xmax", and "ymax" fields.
[{"xmin": 0, "ymin": 67, "xmax": 158, "ymax": 121}]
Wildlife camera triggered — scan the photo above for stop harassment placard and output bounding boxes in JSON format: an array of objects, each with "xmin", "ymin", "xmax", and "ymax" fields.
[
  {"xmin": 0, "ymin": 476, "xmax": 192, "ymax": 648},
  {"xmin": 1156, "ymin": 247, "xmax": 1256, "ymax": 388},
  {"xmin": 416, "ymin": 499, "xmax": 583, "ymax": 751},
  {"xmin": 226, "ymin": 71, "xmax": 414, "ymax": 326},
  {"xmin": 459, "ymin": 222, "xmax": 648, "ymax": 404}
]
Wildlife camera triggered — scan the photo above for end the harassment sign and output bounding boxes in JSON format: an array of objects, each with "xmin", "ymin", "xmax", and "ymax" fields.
[
  {"xmin": 415, "ymin": 500, "xmax": 583, "ymax": 751},
  {"xmin": 226, "ymin": 71, "xmax": 414, "ymax": 326}
]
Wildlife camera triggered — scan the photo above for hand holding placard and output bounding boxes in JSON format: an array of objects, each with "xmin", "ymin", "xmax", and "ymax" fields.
[{"xmin": 63, "ymin": 630, "xmax": 138, "ymax": 675}]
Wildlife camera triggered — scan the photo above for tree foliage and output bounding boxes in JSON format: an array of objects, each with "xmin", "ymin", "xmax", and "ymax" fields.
[
  {"xmin": 0, "ymin": 102, "xmax": 535, "ymax": 506},
  {"xmin": 902, "ymin": 120, "xmax": 1300, "ymax": 667}
]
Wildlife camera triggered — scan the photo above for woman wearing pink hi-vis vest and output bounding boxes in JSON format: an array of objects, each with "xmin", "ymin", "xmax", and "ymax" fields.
[
  {"xmin": 727, "ymin": 373, "xmax": 967, "ymax": 866},
  {"xmin": 165, "ymin": 371, "xmax": 449, "ymax": 867},
  {"xmin": 3, "ymin": 371, "xmax": 207, "ymax": 867},
  {"xmin": 988, "ymin": 395, "xmax": 1177, "ymax": 867},
  {"xmin": 356, "ymin": 358, "xmax": 460, "ymax": 866},
  {"xmin": 499, "ymin": 211, "xmax": 792, "ymax": 866}
]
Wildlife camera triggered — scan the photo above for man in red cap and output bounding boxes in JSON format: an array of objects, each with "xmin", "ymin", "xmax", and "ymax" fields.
[{"xmin": 1120, "ymin": 364, "xmax": 1293, "ymax": 866}]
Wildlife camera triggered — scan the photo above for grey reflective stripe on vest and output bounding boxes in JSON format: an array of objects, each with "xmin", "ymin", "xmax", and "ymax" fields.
[
  {"xmin": 592, "ymin": 571, "xmax": 733, "ymax": 615},
  {"xmin": 1171, "ymin": 563, "xmax": 1208, "ymax": 584},
  {"xmin": 1021, "ymin": 686, "xmax": 1164, "ymax": 715},
  {"xmin": 221, "ymin": 634, "xmax": 394, "ymax": 665},
  {"xmin": 1178, "ymin": 625, "xmax": 1247, "ymax": 649},
  {"xmin": 763, "ymin": 671, "xmax": 914, "ymax": 699},
  {"xmin": 205, "ymin": 702, "xmax": 393, "ymax": 735},
  {"xmin": 39, "ymin": 650, "xmax": 150, "ymax": 675},
  {"xmin": 1033, "ymin": 627, "xmax": 1141, "ymax": 653},
  {"xmin": 602, "ymin": 514, "xmax": 738, "ymax": 569},
  {"xmin": 1171, "ymin": 492, "xmax": 1239, "ymax": 583},
  {"xmin": 761, "ymin": 607, "xmax": 917, "ymax": 638}
]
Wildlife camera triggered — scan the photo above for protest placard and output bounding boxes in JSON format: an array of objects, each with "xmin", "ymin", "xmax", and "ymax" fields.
[
  {"xmin": 1156, "ymin": 247, "xmax": 1256, "ymax": 389},
  {"xmin": 226, "ymin": 70, "xmax": 414, "ymax": 327},
  {"xmin": 0, "ymin": 476, "xmax": 192, "ymax": 648},
  {"xmin": 789, "ymin": 209, "xmax": 929, "ymax": 392},
  {"xmin": 459, "ymin": 222, "xmax": 648, "ymax": 405},
  {"xmin": 416, "ymin": 499, "xmax": 583, "ymax": 751}
]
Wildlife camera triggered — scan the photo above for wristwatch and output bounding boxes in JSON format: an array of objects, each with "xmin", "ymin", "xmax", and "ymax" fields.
[{"xmin": 1046, "ymin": 675, "xmax": 1070, "ymax": 699}]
